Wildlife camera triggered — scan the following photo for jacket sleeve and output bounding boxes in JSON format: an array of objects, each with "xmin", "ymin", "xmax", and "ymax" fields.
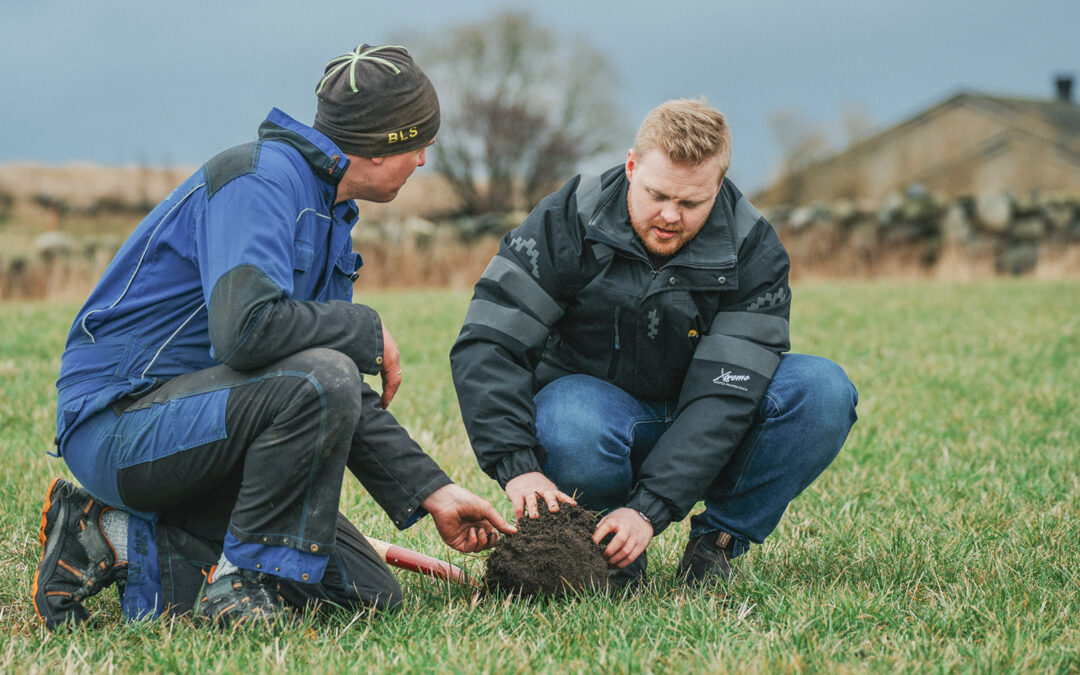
[
  {"xmin": 347, "ymin": 381, "xmax": 453, "ymax": 529},
  {"xmin": 626, "ymin": 195, "xmax": 791, "ymax": 534},
  {"xmin": 196, "ymin": 171, "xmax": 383, "ymax": 374},
  {"xmin": 450, "ymin": 183, "xmax": 586, "ymax": 487}
]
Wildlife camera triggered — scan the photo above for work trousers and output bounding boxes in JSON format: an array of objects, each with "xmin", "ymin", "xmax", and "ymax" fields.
[{"xmin": 61, "ymin": 348, "xmax": 418, "ymax": 620}]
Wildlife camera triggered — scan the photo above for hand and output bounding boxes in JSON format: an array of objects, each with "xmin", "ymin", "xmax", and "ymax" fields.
[
  {"xmin": 421, "ymin": 484, "xmax": 517, "ymax": 553},
  {"xmin": 592, "ymin": 507, "xmax": 653, "ymax": 568},
  {"xmin": 379, "ymin": 321, "xmax": 402, "ymax": 409},
  {"xmin": 504, "ymin": 472, "xmax": 578, "ymax": 522}
]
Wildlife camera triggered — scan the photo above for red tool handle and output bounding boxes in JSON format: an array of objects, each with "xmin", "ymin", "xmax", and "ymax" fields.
[{"xmin": 364, "ymin": 536, "xmax": 478, "ymax": 588}]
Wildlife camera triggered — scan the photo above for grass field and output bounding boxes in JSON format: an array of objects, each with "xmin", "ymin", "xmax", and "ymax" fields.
[{"xmin": 1, "ymin": 280, "xmax": 1078, "ymax": 673}]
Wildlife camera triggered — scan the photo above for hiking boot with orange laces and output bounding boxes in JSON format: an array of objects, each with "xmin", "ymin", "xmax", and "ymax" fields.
[
  {"xmin": 194, "ymin": 565, "xmax": 294, "ymax": 630},
  {"xmin": 32, "ymin": 478, "xmax": 127, "ymax": 631}
]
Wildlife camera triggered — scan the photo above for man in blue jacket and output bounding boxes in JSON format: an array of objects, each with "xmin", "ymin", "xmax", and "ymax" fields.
[
  {"xmin": 451, "ymin": 100, "xmax": 858, "ymax": 589},
  {"xmin": 33, "ymin": 44, "xmax": 514, "ymax": 631}
]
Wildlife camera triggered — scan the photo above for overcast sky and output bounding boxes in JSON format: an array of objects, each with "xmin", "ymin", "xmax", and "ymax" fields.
[{"xmin": 2, "ymin": 0, "xmax": 1076, "ymax": 192}]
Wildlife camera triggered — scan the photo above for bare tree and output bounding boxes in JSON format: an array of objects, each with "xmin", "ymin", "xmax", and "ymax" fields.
[
  {"xmin": 411, "ymin": 11, "xmax": 622, "ymax": 214},
  {"xmin": 839, "ymin": 103, "xmax": 875, "ymax": 147},
  {"xmin": 769, "ymin": 109, "xmax": 832, "ymax": 176}
]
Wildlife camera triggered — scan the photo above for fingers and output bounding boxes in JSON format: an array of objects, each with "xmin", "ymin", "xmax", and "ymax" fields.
[
  {"xmin": 475, "ymin": 527, "xmax": 490, "ymax": 550},
  {"xmin": 609, "ymin": 537, "xmax": 646, "ymax": 568},
  {"xmin": 593, "ymin": 510, "xmax": 651, "ymax": 567},
  {"xmin": 380, "ymin": 369, "xmax": 402, "ymax": 409},
  {"xmin": 379, "ymin": 322, "xmax": 402, "ymax": 409},
  {"xmin": 601, "ymin": 528, "xmax": 637, "ymax": 568},
  {"xmin": 504, "ymin": 473, "xmax": 577, "ymax": 522},
  {"xmin": 482, "ymin": 502, "xmax": 517, "ymax": 534},
  {"xmin": 612, "ymin": 549, "xmax": 644, "ymax": 568},
  {"xmin": 543, "ymin": 489, "xmax": 578, "ymax": 514},
  {"xmin": 592, "ymin": 517, "xmax": 618, "ymax": 549},
  {"xmin": 510, "ymin": 493, "xmax": 526, "ymax": 522},
  {"xmin": 524, "ymin": 489, "xmax": 576, "ymax": 520},
  {"xmin": 451, "ymin": 524, "xmax": 499, "ymax": 553}
]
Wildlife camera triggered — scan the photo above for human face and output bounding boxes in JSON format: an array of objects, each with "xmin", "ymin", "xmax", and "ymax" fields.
[
  {"xmin": 625, "ymin": 148, "xmax": 724, "ymax": 257},
  {"xmin": 338, "ymin": 141, "xmax": 432, "ymax": 204},
  {"xmin": 373, "ymin": 142, "xmax": 430, "ymax": 201}
]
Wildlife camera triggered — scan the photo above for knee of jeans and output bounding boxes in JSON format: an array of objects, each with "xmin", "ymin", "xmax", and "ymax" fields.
[
  {"xmin": 792, "ymin": 358, "xmax": 858, "ymax": 470},
  {"xmin": 783, "ymin": 356, "xmax": 857, "ymax": 419}
]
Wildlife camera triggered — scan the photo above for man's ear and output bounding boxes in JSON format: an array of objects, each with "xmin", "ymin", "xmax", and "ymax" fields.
[
  {"xmin": 370, "ymin": 156, "xmax": 385, "ymax": 166},
  {"xmin": 624, "ymin": 148, "xmax": 636, "ymax": 181}
]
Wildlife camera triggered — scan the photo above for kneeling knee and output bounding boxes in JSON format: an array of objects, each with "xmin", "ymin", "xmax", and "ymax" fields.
[
  {"xmin": 369, "ymin": 585, "xmax": 404, "ymax": 615},
  {"xmin": 786, "ymin": 356, "xmax": 857, "ymax": 419},
  {"xmin": 291, "ymin": 348, "xmax": 364, "ymax": 416}
]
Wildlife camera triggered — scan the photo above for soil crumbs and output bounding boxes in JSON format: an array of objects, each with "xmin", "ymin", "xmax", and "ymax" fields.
[{"xmin": 484, "ymin": 504, "xmax": 609, "ymax": 597}]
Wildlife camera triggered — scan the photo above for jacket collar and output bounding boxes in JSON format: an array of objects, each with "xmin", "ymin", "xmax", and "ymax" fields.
[
  {"xmin": 584, "ymin": 165, "xmax": 738, "ymax": 270},
  {"xmin": 258, "ymin": 108, "xmax": 351, "ymax": 186}
]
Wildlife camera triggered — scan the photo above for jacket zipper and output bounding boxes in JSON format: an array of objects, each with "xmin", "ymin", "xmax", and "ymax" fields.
[{"xmin": 608, "ymin": 306, "xmax": 622, "ymax": 379}]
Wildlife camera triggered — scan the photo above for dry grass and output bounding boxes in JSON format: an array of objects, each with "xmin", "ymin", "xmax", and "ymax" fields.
[
  {"xmin": 0, "ymin": 163, "xmax": 458, "ymax": 222},
  {"xmin": 354, "ymin": 237, "xmax": 501, "ymax": 290},
  {"xmin": 2, "ymin": 163, "xmax": 1078, "ymax": 302},
  {"xmin": 786, "ymin": 238, "xmax": 1080, "ymax": 283}
]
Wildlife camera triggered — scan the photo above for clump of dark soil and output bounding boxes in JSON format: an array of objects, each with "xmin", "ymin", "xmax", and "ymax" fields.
[{"xmin": 484, "ymin": 504, "xmax": 609, "ymax": 597}]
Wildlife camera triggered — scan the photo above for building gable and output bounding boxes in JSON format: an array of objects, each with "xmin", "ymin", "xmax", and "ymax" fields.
[{"xmin": 756, "ymin": 88, "xmax": 1080, "ymax": 206}]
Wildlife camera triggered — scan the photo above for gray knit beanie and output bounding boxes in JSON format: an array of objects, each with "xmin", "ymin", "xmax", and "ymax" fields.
[{"xmin": 313, "ymin": 44, "xmax": 440, "ymax": 158}]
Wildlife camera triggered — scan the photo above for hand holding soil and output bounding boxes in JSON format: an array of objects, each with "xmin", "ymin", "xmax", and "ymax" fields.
[
  {"xmin": 504, "ymin": 471, "xmax": 578, "ymax": 520},
  {"xmin": 593, "ymin": 507, "xmax": 653, "ymax": 568},
  {"xmin": 421, "ymin": 484, "xmax": 517, "ymax": 553}
]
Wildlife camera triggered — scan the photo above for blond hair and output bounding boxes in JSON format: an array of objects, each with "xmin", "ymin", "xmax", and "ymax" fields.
[{"xmin": 634, "ymin": 99, "xmax": 732, "ymax": 178}]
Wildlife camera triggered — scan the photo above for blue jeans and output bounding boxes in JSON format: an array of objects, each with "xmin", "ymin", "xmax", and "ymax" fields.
[{"xmin": 534, "ymin": 354, "xmax": 858, "ymax": 557}]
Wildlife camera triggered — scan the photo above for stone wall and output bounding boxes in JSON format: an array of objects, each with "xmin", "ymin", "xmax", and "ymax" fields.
[{"xmin": 764, "ymin": 187, "xmax": 1080, "ymax": 279}]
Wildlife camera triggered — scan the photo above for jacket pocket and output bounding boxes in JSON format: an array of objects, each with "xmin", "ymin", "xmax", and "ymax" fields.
[
  {"xmin": 331, "ymin": 250, "xmax": 361, "ymax": 300},
  {"xmin": 55, "ymin": 395, "xmax": 87, "ymax": 450},
  {"xmin": 113, "ymin": 389, "xmax": 230, "ymax": 468},
  {"xmin": 293, "ymin": 240, "xmax": 315, "ymax": 272}
]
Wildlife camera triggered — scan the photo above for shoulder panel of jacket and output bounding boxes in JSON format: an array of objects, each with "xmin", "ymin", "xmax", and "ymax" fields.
[{"xmin": 203, "ymin": 142, "xmax": 261, "ymax": 199}]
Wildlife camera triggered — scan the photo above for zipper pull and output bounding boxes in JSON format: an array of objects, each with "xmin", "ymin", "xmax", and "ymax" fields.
[
  {"xmin": 613, "ymin": 307, "xmax": 622, "ymax": 351},
  {"xmin": 608, "ymin": 307, "xmax": 623, "ymax": 380}
]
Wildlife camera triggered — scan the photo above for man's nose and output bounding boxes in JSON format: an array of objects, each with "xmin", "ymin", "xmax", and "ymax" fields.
[
  {"xmin": 660, "ymin": 202, "xmax": 680, "ymax": 224},
  {"xmin": 417, "ymin": 148, "xmax": 427, "ymax": 167}
]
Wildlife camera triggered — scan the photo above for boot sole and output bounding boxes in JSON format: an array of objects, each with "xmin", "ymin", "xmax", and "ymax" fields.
[
  {"xmin": 32, "ymin": 478, "xmax": 67, "ymax": 627},
  {"xmin": 31, "ymin": 478, "xmax": 109, "ymax": 630}
]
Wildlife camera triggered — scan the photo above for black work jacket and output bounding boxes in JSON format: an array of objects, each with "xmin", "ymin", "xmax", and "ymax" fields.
[{"xmin": 450, "ymin": 165, "xmax": 790, "ymax": 534}]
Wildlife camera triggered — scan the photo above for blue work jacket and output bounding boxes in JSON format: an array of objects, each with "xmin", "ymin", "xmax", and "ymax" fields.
[{"xmin": 54, "ymin": 109, "xmax": 372, "ymax": 454}]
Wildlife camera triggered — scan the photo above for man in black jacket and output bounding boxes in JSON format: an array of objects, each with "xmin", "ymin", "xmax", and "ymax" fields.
[{"xmin": 451, "ymin": 100, "xmax": 857, "ymax": 587}]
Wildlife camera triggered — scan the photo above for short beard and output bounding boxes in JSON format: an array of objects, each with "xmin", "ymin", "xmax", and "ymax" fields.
[{"xmin": 628, "ymin": 192, "xmax": 680, "ymax": 256}]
